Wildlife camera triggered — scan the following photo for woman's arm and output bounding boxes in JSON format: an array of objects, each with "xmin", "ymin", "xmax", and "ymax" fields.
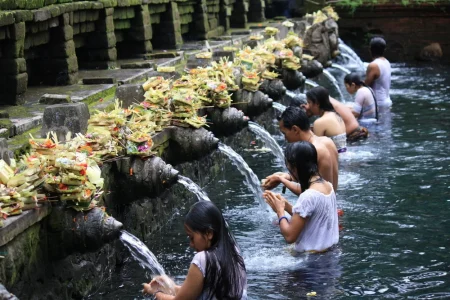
[
  {"xmin": 154, "ymin": 265, "xmax": 204, "ymax": 300},
  {"xmin": 279, "ymin": 177, "xmax": 302, "ymax": 197},
  {"xmin": 265, "ymin": 191, "xmax": 306, "ymax": 243}
]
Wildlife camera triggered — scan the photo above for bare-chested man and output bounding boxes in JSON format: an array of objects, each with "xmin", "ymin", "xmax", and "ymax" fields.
[{"xmin": 262, "ymin": 106, "xmax": 338, "ymax": 195}]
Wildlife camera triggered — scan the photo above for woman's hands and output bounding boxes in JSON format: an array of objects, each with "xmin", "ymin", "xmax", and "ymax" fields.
[
  {"xmin": 142, "ymin": 278, "xmax": 160, "ymax": 296},
  {"xmin": 264, "ymin": 190, "xmax": 286, "ymax": 216},
  {"xmin": 262, "ymin": 172, "xmax": 290, "ymax": 190}
]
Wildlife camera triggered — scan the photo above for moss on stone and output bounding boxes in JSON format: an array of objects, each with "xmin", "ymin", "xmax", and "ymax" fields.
[
  {"xmin": 2, "ymin": 105, "xmax": 34, "ymax": 119},
  {"xmin": 8, "ymin": 126, "xmax": 40, "ymax": 159},
  {"xmin": 83, "ymin": 85, "xmax": 117, "ymax": 106},
  {"xmin": 0, "ymin": 118, "xmax": 13, "ymax": 129}
]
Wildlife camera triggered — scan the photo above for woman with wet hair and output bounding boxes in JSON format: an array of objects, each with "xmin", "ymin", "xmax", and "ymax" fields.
[
  {"xmin": 143, "ymin": 201, "xmax": 247, "ymax": 300},
  {"xmin": 344, "ymin": 72, "xmax": 378, "ymax": 121},
  {"xmin": 264, "ymin": 141, "xmax": 339, "ymax": 253},
  {"xmin": 303, "ymin": 86, "xmax": 347, "ymax": 153}
]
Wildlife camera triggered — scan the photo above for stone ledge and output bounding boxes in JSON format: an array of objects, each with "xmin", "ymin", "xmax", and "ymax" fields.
[{"xmin": 0, "ymin": 204, "xmax": 51, "ymax": 247}]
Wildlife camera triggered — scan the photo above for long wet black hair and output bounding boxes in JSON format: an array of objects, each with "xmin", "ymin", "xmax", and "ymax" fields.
[
  {"xmin": 185, "ymin": 201, "xmax": 246, "ymax": 300},
  {"xmin": 344, "ymin": 72, "xmax": 379, "ymax": 121},
  {"xmin": 306, "ymin": 86, "xmax": 334, "ymax": 112},
  {"xmin": 285, "ymin": 141, "xmax": 321, "ymax": 191}
]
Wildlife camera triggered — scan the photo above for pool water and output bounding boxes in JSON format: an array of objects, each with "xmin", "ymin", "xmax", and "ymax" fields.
[{"xmin": 93, "ymin": 62, "xmax": 450, "ymax": 299}]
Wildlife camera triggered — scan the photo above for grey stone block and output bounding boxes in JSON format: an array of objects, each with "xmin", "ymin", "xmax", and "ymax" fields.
[
  {"xmin": 41, "ymin": 102, "xmax": 90, "ymax": 142},
  {"xmin": 115, "ymin": 84, "xmax": 145, "ymax": 108},
  {"xmin": 0, "ymin": 58, "xmax": 27, "ymax": 75},
  {"xmin": 39, "ymin": 94, "xmax": 72, "ymax": 105}
]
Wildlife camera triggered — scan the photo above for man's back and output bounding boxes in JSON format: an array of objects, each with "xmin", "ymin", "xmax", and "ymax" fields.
[{"xmin": 312, "ymin": 135, "xmax": 339, "ymax": 191}]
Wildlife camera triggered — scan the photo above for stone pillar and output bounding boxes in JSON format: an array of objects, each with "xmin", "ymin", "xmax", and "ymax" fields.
[
  {"xmin": 153, "ymin": 2, "xmax": 182, "ymax": 49},
  {"xmin": 45, "ymin": 13, "xmax": 78, "ymax": 85},
  {"xmin": 80, "ymin": 8, "xmax": 117, "ymax": 69},
  {"xmin": 247, "ymin": 0, "xmax": 265, "ymax": 23},
  {"xmin": 193, "ymin": 0, "xmax": 210, "ymax": 39},
  {"xmin": 230, "ymin": 0, "xmax": 249, "ymax": 28},
  {"xmin": 0, "ymin": 19, "xmax": 28, "ymax": 105},
  {"xmin": 219, "ymin": 0, "xmax": 233, "ymax": 31}
]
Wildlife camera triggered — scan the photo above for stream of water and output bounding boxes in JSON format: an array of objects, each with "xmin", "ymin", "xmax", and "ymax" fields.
[
  {"xmin": 272, "ymin": 102, "xmax": 287, "ymax": 113},
  {"xmin": 177, "ymin": 175, "xmax": 211, "ymax": 202},
  {"xmin": 322, "ymin": 69, "xmax": 344, "ymax": 100},
  {"xmin": 120, "ymin": 231, "xmax": 166, "ymax": 276},
  {"xmin": 248, "ymin": 121, "xmax": 285, "ymax": 163}
]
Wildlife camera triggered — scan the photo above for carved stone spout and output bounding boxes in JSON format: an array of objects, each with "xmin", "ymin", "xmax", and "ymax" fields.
[
  {"xmin": 299, "ymin": 59, "xmax": 323, "ymax": 78},
  {"xmin": 116, "ymin": 156, "xmax": 180, "ymax": 195},
  {"xmin": 281, "ymin": 69, "xmax": 306, "ymax": 91},
  {"xmin": 259, "ymin": 79, "xmax": 286, "ymax": 101},
  {"xmin": 47, "ymin": 206, "xmax": 123, "ymax": 258},
  {"xmin": 203, "ymin": 107, "xmax": 249, "ymax": 136},
  {"xmin": 165, "ymin": 127, "xmax": 219, "ymax": 164},
  {"xmin": 231, "ymin": 90, "xmax": 273, "ymax": 116}
]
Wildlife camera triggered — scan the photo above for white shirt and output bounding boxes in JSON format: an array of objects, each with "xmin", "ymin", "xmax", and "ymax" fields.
[
  {"xmin": 353, "ymin": 86, "xmax": 376, "ymax": 119},
  {"xmin": 292, "ymin": 183, "xmax": 339, "ymax": 252},
  {"xmin": 372, "ymin": 58, "xmax": 392, "ymax": 107}
]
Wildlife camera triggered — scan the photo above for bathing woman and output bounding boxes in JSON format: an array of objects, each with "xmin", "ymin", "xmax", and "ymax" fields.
[
  {"xmin": 264, "ymin": 141, "xmax": 339, "ymax": 253},
  {"xmin": 143, "ymin": 201, "xmax": 247, "ymax": 300},
  {"xmin": 303, "ymin": 86, "xmax": 347, "ymax": 153}
]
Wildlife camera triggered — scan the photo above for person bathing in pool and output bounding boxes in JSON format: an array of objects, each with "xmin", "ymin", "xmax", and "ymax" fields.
[
  {"xmin": 143, "ymin": 201, "xmax": 247, "ymax": 300},
  {"xmin": 262, "ymin": 106, "xmax": 338, "ymax": 195},
  {"xmin": 302, "ymin": 86, "xmax": 347, "ymax": 153},
  {"xmin": 264, "ymin": 141, "xmax": 339, "ymax": 253}
]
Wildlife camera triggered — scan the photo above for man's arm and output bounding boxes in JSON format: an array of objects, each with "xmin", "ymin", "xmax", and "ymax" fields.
[{"xmin": 365, "ymin": 62, "xmax": 380, "ymax": 87}]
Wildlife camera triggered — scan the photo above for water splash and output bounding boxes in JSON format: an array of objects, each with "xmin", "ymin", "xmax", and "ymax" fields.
[
  {"xmin": 322, "ymin": 69, "xmax": 344, "ymax": 100},
  {"xmin": 120, "ymin": 230, "xmax": 166, "ymax": 276},
  {"xmin": 305, "ymin": 79, "xmax": 319, "ymax": 88},
  {"xmin": 248, "ymin": 121, "xmax": 285, "ymax": 163},
  {"xmin": 218, "ymin": 143, "xmax": 266, "ymax": 209},
  {"xmin": 178, "ymin": 175, "xmax": 211, "ymax": 202},
  {"xmin": 331, "ymin": 63, "xmax": 351, "ymax": 75},
  {"xmin": 338, "ymin": 39, "xmax": 365, "ymax": 69},
  {"xmin": 272, "ymin": 102, "xmax": 287, "ymax": 113}
]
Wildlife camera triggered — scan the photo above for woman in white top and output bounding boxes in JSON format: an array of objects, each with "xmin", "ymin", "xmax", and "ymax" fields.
[
  {"xmin": 264, "ymin": 141, "xmax": 339, "ymax": 253},
  {"xmin": 344, "ymin": 72, "xmax": 378, "ymax": 121},
  {"xmin": 143, "ymin": 201, "xmax": 247, "ymax": 300}
]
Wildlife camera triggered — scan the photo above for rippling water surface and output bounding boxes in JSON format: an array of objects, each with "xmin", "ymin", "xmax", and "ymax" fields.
[{"xmin": 93, "ymin": 63, "xmax": 450, "ymax": 299}]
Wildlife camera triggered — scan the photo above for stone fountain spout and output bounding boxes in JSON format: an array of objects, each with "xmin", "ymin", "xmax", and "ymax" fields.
[
  {"xmin": 231, "ymin": 90, "xmax": 273, "ymax": 117},
  {"xmin": 164, "ymin": 127, "xmax": 219, "ymax": 164},
  {"xmin": 202, "ymin": 107, "xmax": 249, "ymax": 136},
  {"xmin": 300, "ymin": 59, "xmax": 324, "ymax": 78},
  {"xmin": 259, "ymin": 79, "xmax": 287, "ymax": 101},
  {"xmin": 281, "ymin": 69, "xmax": 306, "ymax": 91},
  {"xmin": 47, "ymin": 206, "xmax": 123, "ymax": 258}
]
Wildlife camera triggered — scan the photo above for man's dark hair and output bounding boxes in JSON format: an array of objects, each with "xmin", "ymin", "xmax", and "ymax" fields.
[
  {"xmin": 370, "ymin": 37, "xmax": 386, "ymax": 58},
  {"xmin": 277, "ymin": 106, "xmax": 310, "ymax": 131}
]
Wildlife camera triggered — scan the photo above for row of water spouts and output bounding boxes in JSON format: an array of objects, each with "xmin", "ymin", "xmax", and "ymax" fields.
[{"xmin": 119, "ymin": 40, "xmax": 365, "ymax": 280}]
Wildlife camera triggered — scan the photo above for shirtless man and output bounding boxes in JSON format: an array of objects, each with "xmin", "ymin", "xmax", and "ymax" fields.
[{"xmin": 262, "ymin": 106, "xmax": 338, "ymax": 195}]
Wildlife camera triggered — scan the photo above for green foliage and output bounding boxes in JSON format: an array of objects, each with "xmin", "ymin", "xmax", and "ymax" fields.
[{"xmin": 337, "ymin": 0, "xmax": 439, "ymax": 13}]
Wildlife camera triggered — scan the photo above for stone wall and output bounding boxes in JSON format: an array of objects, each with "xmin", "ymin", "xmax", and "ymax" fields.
[
  {"xmin": 0, "ymin": 0, "xmax": 259, "ymax": 105},
  {"xmin": 336, "ymin": 2, "xmax": 450, "ymax": 63}
]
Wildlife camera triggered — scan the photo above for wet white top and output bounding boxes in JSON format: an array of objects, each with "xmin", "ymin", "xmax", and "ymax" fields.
[
  {"xmin": 292, "ymin": 183, "xmax": 339, "ymax": 252},
  {"xmin": 372, "ymin": 58, "xmax": 392, "ymax": 107},
  {"xmin": 191, "ymin": 251, "xmax": 248, "ymax": 300},
  {"xmin": 330, "ymin": 133, "xmax": 347, "ymax": 152},
  {"xmin": 354, "ymin": 86, "xmax": 376, "ymax": 119}
]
